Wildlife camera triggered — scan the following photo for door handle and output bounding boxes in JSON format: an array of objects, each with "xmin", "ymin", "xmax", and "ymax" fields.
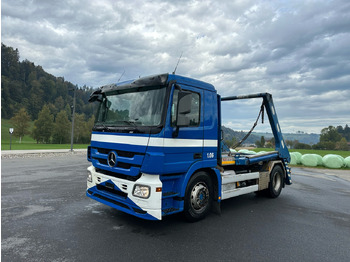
[{"xmin": 193, "ymin": 153, "xmax": 202, "ymax": 159}]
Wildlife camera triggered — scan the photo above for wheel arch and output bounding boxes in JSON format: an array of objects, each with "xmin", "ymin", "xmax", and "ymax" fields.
[
  {"xmin": 267, "ymin": 160, "xmax": 287, "ymax": 186},
  {"xmin": 180, "ymin": 165, "xmax": 221, "ymax": 201}
]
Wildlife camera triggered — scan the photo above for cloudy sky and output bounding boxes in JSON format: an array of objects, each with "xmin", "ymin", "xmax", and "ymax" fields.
[{"xmin": 2, "ymin": 0, "xmax": 350, "ymax": 134}]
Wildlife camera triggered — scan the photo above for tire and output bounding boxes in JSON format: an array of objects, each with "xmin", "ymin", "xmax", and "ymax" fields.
[
  {"xmin": 268, "ymin": 165, "xmax": 284, "ymax": 198},
  {"xmin": 184, "ymin": 172, "xmax": 213, "ymax": 222}
]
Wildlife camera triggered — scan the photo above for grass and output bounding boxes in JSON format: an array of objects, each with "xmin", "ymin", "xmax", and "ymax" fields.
[{"xmin": 1, "ymin": 119, "xmax": 89, "ymax": 150}]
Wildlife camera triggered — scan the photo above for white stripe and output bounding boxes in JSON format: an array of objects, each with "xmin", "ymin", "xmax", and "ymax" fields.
[
  {"xmin": 92, "ymin": 134, "xmax": 217, "ymax": 148},
  {"xmin": 204, "ymin": 139, "xmax": 218, "ymax": 147},
  {"xmin": 150, "ymin": 138, "xmax": 217, "ymax": 148},
  {"xmin": 163, "ymin": 138, "xmax": 203, "ymax": 148},
  {"xmin": 91, "ymin": 134, "xmax": 149, "ymax": 146}
]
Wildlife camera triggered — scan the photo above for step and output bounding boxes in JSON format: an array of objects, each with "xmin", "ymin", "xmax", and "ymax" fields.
[
  {"xmin": 221, "ymin": 171, "xmax": 260, "ymax": 185},
  {"xmin": 221, "ymin": 185, "xmax": 259, "ymax": 200}
]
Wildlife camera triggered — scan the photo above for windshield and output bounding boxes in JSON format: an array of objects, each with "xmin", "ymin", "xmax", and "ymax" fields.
[{"xmin": 95, "ymin": 86, "xmax": 167, "ymax": 129}]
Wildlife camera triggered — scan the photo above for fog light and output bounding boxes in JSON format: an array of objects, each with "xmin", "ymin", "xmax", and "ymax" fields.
[
  {"xmin": 87, "ymin": 172, "xmax": 92, "ymax": 183},
  {"xmin": 133, "ymin": 185, "xmax": 150, "ymax": 199}
]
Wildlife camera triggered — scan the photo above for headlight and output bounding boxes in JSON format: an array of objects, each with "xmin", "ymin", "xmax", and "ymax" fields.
[
  {"xmin": 87, "ymin": 172, "xmax": 92, "ymax": 183},
  {"xmin": 133, "ymin": 185, "xmax": 150, "ymax": 199}
]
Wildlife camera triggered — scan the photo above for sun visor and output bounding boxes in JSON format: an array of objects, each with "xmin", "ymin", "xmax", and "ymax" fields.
[{"xmin": 100, "ymin": 73, "xmax": 169, "ymax": 94}]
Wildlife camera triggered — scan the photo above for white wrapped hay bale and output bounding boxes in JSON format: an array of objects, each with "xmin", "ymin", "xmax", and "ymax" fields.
[
  {"xmin": 322, "ymin": 154, "xmax": 344, "ymax": 169},
  {"xmin": 247, "ymin": 150, "xmax": 257, "ymax": 155},
  {"xmin": 345, "ymin": 156, "xmax": 350, "ymax": 168},
  {"xmin": 336, "ymin": 155, "xmax": 345, "ymax": 164},
  {"xmin": 312, "ymin": 154, "xmax": 323, "ymax": 166},
  {"xmin": 289, "ymin": 153, "xmax": 298, "ymax": 165},
  {"xmin": 292, "ymin": 152, "xmax": 303, "ymax": 164},
  {"xmin": 301, "ymin": 154, "xmax": 318, "ymax": 167},
  {"xmin": 238, "ymin": 149, "xmax": 249, "ymax": 154}
]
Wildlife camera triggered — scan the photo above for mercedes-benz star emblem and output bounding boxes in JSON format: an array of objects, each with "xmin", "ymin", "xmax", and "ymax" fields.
[{"xmin": 107, "ymin": 151, "xmax": 117, "ymax": 167}]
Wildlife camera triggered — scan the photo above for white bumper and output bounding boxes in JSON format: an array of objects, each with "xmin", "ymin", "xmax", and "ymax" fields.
[{"xmin": 87, "ymin": 165, "xmax": 162, "ymax": 220}]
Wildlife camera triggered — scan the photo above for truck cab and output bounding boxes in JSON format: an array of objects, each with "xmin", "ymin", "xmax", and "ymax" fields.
[{"xmin": 86, "ymin": 73, "xmax": 291, "ymax": 221}]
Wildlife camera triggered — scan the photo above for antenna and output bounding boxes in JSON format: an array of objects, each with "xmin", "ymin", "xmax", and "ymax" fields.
[
  {"xmin": 117, "ymin": 69, "xmax": 125, "ymax": 82},
  {"xmin": 172, "ymin": 52, "xmax": 183, "ymax": 74}
]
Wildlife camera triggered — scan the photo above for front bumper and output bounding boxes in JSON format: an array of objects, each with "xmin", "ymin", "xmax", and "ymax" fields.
[{"xmin": 86, "ymin": 166, "xmax": 162, "ymax": 220}]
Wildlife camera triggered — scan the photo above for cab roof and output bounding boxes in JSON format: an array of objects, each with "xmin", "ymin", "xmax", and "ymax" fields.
[{"xmin": 100, "ymin": 73, "xmax": 216, "ymax": 93}]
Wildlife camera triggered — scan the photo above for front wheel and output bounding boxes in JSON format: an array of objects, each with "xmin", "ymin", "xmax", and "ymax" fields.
[
  {"xmin": 268, "ymin": 165, "xmax": 284, "ymax": 198},
  {"xmin": 184, "ymin": 172, "xmax": 213, "ymax": 222}
]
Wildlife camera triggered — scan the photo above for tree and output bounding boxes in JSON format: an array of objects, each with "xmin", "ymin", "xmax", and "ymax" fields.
[
  {"xmin": 1, "ymin": 43, "xmax": 20, "ymax": 79},
  {"xmin": 336, "ymin": 138, "xmax": 349, "ymax": 151},
  {"xmin": 32, "ymin": 105, "xmax": 53, "ymax": 143},
  {"xmin": 286, "ymin": 139, "xmax": 298, "ymax": 149},
  {"xmin": 344, "ymin": 125, "xmax": 350, "ymax": 141},
  {"xmin": 313, "ymin": 141, "xmax": 336, "ymax": 150},
  {"xmin": 54, "ymin": 96, "xmax": 65, "ymax": 112},
  {"xmin": 28, "ymin": 80, "xmax": 44, "ymax": 119},
  {"xmin": 83, "ymin": 115, "xmax": 95, "ymax": 143},
  {"xmin": 73, "ymin": 113, "xmax": 85, "ymax": 143},
  {"xmin": 294, "ymin": 142, "xmax": 312, "ymax": 149},
  {"xmin": 10, "ymin": 108, "xmax": 31, "ymax": 143},
  {"xmin": 52, "ymin": 110, "xmax": 71, "ymax": 144},
  {"xmin": 265, "ymin": 137, "xmax": 276, "ymax": 148},
  {"xmin": 260, "ymin": 136, "xmax": 265, "ymax": 147},
  {"xmin": 320, "ymin": 126, "xmax": 342, "ymax": 143}
]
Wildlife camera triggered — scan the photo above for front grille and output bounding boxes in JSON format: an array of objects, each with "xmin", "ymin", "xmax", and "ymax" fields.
[
  {"xmin": 95, "ymin": 148, "xmax": 141, "ymax": 158},
  {"xmin": 96, "ymin": 168, "xmax": 141, "ymax": 182},
  {"xmin": 94, "ymin": 159, "xmax": 139, "ymax": 169},
  {"xmin": 96, "ymin": 184, "xmax": 128, "ymax": 198},
  {"xmin": 99, "ymin": 158, "xmax": 108, "ymax": 165},
  {"xmin": 117, "ymin": 162, "xmax": 135, "ymax": 169},
  {"xmin": 91, "ymin": 147, "xmax": 144, "ymax": 178}
]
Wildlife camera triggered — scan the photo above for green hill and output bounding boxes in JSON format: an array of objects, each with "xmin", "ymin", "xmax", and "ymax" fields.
[{"xmin": 1, "ymin": 43, "xmax": 95, "ymax": 120}]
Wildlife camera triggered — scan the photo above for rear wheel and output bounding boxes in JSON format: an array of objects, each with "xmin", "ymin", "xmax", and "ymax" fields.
[
  {"xmin": 268, "ymin": 165, "xmax": 284, "ymax": 198},
  {"xmin": 184, "ymin": 172, "xmax": 212, "ymax": 222}
]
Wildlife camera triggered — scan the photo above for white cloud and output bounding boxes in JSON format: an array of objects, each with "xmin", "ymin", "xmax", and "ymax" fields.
[{"xmin": 2, "ymin": 0, "xmax": 350, "ymax": 133}]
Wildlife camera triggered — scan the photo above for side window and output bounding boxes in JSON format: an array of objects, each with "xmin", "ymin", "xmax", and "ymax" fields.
[{"xmin": 171, "ymin": 89, "xmax": 200, "ymax": 127}]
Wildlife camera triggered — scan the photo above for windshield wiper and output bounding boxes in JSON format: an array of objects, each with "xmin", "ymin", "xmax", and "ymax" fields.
[{"xmin": 94, "ymin": 123, "xmax": 111, "ymax": 132}]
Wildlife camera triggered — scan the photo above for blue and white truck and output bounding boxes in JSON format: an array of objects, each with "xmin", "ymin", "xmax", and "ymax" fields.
[{"xmin": 86, "ymin": 73, "xmax": 291, "ymax": 221}]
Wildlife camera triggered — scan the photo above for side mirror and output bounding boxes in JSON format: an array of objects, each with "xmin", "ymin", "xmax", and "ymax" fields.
[
  {"xmin": 88, "ymin": 90, "xmax": 103, "ymax": 103},
  {"xmin": 177, "ymin": 91, "xmax": 192, "ymax": 127},
  {"xmin": 177, "ymin": 91, "xmax": 192, "ymax": 115}
]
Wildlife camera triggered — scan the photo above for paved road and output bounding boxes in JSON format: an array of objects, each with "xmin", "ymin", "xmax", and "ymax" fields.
[{"xmin": 2, "ymin": 153, "xmax": 350, "ymax": 262}]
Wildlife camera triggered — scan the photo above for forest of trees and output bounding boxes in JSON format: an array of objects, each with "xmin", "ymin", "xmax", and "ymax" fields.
[{"xmin": 2, "ymin": 43, "xmax": 96, "ymax": 144}]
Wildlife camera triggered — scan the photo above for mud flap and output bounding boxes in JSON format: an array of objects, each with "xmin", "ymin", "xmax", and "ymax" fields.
[{"xmin": 212, "ymin": 200, "xmax": 221, "ymax": 216}]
